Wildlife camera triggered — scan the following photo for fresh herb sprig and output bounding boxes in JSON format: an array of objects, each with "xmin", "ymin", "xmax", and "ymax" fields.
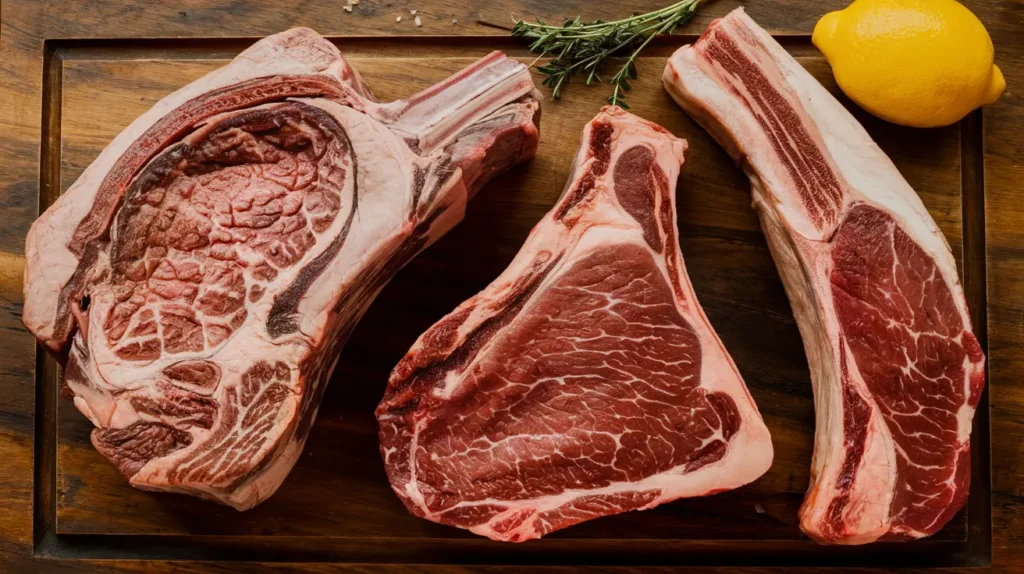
[{"xmin": 512, "ymin": 1, "xmax": 704, "ymax": 109}]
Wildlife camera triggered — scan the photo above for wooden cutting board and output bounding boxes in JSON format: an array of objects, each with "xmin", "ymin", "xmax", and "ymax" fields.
[{"xmin": 1, "ymin": 0, "xmax": 1020, "ymax": 571}]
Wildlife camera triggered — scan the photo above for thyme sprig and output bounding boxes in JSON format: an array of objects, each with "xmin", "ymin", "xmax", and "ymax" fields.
[{"xmin": 512, "ymin": 1, "xmax": 704, "ymax": 109}]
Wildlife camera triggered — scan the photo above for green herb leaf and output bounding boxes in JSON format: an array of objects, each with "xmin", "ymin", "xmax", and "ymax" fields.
[{"xmin": 512, "ymin": 1, "xmax": 703, "ymax": 108}]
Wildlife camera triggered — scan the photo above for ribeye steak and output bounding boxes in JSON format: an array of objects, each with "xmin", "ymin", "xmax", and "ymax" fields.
[
  {"xmin": 23, "ymin": 28, "xmax": 540, "ymax": 509},
  {"xmin": 377, "ymin": 106, "xmax": 773, "ymax": 542},
  {"xmin": 664, "ymin": 8, "xmax": 986, "ymax": 544}
]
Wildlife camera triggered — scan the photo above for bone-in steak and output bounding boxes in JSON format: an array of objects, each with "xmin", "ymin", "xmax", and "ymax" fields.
[
  {"xmin": 664, "ymin": 8, "xmax": 986, "ymax": 544},
  {"xmin": 23, "ymin": 28, "xmax": 540, "ymax": 509},
  {"xmin": 377, "ymin": 106, "xmax": 773, "ymax": 542}
]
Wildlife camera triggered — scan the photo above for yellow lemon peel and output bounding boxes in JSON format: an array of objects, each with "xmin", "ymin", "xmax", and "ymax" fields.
[{"xmin": 813, "ymin": 0, "xmax": 1004, "ymax": 128}]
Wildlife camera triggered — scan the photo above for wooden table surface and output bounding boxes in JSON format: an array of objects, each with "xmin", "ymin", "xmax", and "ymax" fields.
[{"xmin": 0, "ymin": 0, "xmax": 1020, "ymax": 571}]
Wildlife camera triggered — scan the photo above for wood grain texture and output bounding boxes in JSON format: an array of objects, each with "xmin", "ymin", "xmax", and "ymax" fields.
[
  {"xmin": 0, "ymin": 0, "xmax": 1019, "ymax": 571},
  {"xmin": 967, "ymin": 1, "xmax": 1024, "ymax": 571}
]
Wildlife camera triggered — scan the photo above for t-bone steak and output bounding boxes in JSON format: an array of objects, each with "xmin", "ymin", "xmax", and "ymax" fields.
[
  {"xmin": 377, "ymin": 106, "xmax": 773, "ymax": 542},
  {"xmin": 22, "ymin": 28, "xmax": 540, "ymax": 510},
  {"xmin": 664, "ymin": 8, "xmax": 986, "ymax": 544}
]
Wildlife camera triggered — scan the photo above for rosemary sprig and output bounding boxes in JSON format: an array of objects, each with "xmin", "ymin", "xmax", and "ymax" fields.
[{"xmin": 512, "ymin": 1, "xmax": 704, "ymax": 109}]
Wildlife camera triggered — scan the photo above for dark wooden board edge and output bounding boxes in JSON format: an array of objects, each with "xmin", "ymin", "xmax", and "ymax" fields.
[
  {"xmin": 27, "ymin": 536, "xmax": 989, "ymax": 568},
  {"xmin": 32, "ymin": 38, "xmax": 65, "ymax": 559},
  {"xmin": 959, "ymin": 110, "xmax": 993, "ymax": 566},
  {"xmin": 26, "ymin": 35, "xmax": 992, "ymax": 567}
]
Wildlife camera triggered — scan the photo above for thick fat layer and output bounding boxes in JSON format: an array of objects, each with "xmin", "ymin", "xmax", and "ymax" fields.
[
  {"xmin": 664, "ymin": 8, "xmax": 986, "ymax": 544},
  {"xmin": 41, "ymin": 37, "xmax": 541, "ymax": 510},
  {"xmin": 378, "ymin": 107, "xmax": 772, "ymax": 542}
]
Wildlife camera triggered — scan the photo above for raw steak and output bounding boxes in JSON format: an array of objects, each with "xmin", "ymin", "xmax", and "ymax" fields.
[
  {"xmin": 22, "ymin": 28, "xmax": 540, "ymax": 509},
  {"xmin": 377, "ymin": 106, "xmax": 773, "ymax": 542},
  {"xmin": 664, "ymin": 8, "xmax": 986, "ymax": 544}
]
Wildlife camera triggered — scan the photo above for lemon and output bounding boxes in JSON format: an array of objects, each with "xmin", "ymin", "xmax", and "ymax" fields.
[{"xmin": 813, "ymin": 0, "xmax": 1005, "ymax": 128}]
